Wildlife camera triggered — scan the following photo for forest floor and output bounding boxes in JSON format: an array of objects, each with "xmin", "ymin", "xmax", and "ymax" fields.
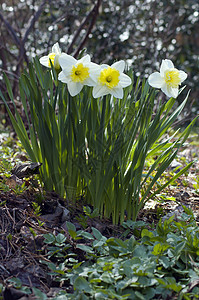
[{"xmin": 0, "ymin": 131, "xmax": 199, "ymax": 299}]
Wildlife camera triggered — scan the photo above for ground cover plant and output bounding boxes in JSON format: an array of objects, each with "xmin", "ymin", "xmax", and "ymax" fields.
[{"xmin": 32, "ymin": 208, "xmax": 199, "ymax": 299}]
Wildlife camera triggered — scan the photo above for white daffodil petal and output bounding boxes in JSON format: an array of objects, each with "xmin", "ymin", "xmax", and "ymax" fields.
[
  {"xmin": 84, "ymin": 77, "xmax": 98, "ymax": 86},
  {"xmin": 78, "ymin": 54, "xmax": 91, "ymax": 64},
  {"xmin": 68, "ymin": 81, "xmax": 83, "ymax": 97},
  {"xmin": 179, "ymin": 70, "xmax": 187, "ymax": 82},
  {"xmin": 160, "ymin": 59, "xmax": 175, "ymax": 76},
  {"xmin": 169, "ymin": 87, "xmax": 179, "ymax": 98},
  {"xmin": 111, "ymin": 60, "xmax": 125, "ymax": 73},
  {"xmin": 52, "ymin": 42, "xmax": 61, "ymax": 54},
  {"xmin": 58, "ymin": 71, "xmax": 69, "ymax": 83},
  {"xmin": 161, "ymin": 83, "xmax": 171, "ymax": 98},
  {"xmin": 148, "ymin": 72, "xmax": 164, "ymax": 88},
  {"xmin": 119, "ymin": 73, "xmax": 132, "ymax": 87},
  {"xmin": 54, "ymin": 56, "xmax": 61, "ymax": 69},
  {"xmin": 92, "ymin": 85, "xmax": 109, "ymax": 98},
  {"xmin": 87, "ymin": 65, "xmax": 101, "ymax": 83},
  {"xmin": 59, "ymin": 53, "xmax": 77, "ymax": 69},
  {"xmin": 165, "ymin": 59, "xmax": 174, "ymax": 69},
  {"xmin": 62, "ymin": 68, "xmax": 72, "ymax": 77},
  {"xmin": 111, "ymin": 87, "xmax": 123, "ymax": 99},
  {"xmin": 87, "ymin": 62, "xmax": 101, "ymax": 72},
  {"xmin": 160, "ymin": 60, "xmax": 169, "ymax": 76},
  {"xmin": 161, "ymin": 84, "xmax": 178, "ymax": 98},
  {"xmin": 100, "ymin": 64, "xmax": 109, "ymax": 69},
  {"xmin": 39, "ymin": 56, "xmax": 49, "ymax": 68}
]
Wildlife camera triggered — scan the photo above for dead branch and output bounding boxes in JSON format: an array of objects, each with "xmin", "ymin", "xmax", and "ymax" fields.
[
  {"xmin": 68, "ymin": 0, "xmax": 102, "ymax": 57},
  {"xmin": 22, "ymin": 0, "xmax": 47, "ymax": 45},
  {"xmin": 0, "ymin": 11, "xmax": 20, "ymax": 46}
]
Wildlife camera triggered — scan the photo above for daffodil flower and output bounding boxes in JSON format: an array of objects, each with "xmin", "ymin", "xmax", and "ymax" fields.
[
  {"xmin": 58, "ymin": 54, "xmax": 100, "ymax": 97},
  {"xmin": 92, "ymin": 61, "xmax": 132, "ymax": 99},
  {"xmin": 39, "ymin": 42, "xmax": 62, "ymax": 69},
  {"xmin": 148, "ymin": 59, "xmax": 187, "ymax": 98}
]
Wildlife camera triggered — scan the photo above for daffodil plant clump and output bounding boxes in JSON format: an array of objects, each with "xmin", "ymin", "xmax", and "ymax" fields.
[{"xmin": 1, "ymin": 42, "xmax": 196, "ymax": 224}]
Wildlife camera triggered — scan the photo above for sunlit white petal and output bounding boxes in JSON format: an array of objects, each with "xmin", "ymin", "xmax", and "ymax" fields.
[
  {"xmin": 160, "ymin": 60, "xmax": 169, "ymax": 76},
  {"xmin": 111, "ymin": 87, "xmax": 123, "ymax": 98},
  {"xmin": 161, "ymin": 84, "xmax": 178, "ymax": 98},
  {"xmin": 111, "ymin": 60, "xmax": 125, "ymax": 73},
  {"xmin": 54, "ymin": 56, "xmax": 61, "ymax": 69},
  {"xmin": 84, "ymin": 77, "xmax": 98, "ymax": 86},
  {"xmin": 148, "ymin": 72, "xmax": 164, "ymax": 88},
  {"xmin": 92, "ymin": 85, "xmax": 109, "ymax": 98},
  {"xmin": 160, "ymin": 59, "xmax": 175, "ymax": 76},
  {"xmin": 39, "ymin": 56, "xmax": 49, "ymax": 68},
  {"xmin": 179, "ymin": 70, "xmax": 187, "ymax": 81},
  {"xmin": 119, "ymin": 73, "xmax": 132, "ymax": 87},
  {"xmin": 78, "ymin": 54, "xmax": 91, "ymax": 64},
  {"xmin": 62, "ymin": 68, "xmax": 72, "ymax": 77},
  {"xmin": 161, "ymin": 83, "xmax": 171, "ymax": 98},
  {"xmin": 59, "ymin": 53, "xmax": 77, "ymax": 69},
  {"xmin": 101, "ymin": 64, "xmax": 109, "ymax": 69},
  {"xmin": 68, "ymin": 81, "xmax": 83, "ymax": 97},
  {"xmin": 87, "ymin": 62, "xmax": 101, "ymax": 72},
  {"xmin": 58, "ymin": 71, "xmax": 69, "ymax": 83},
  {"xmin": 169, "ymin": 87, "xmax": 179, "ymax": 98},
  {"xmin": 52, "ymin": 42, "xmax": 61, "ymax": 54}
]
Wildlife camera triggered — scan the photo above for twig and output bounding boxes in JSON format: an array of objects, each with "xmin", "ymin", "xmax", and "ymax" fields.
[
  {"xmin": 0, "ymin": 68, "xmax": 19, "ymax": 80},
  {"xmin": 0, "ymin": 11, "xmax": 20, "ymax": 46},
  {"xmin": 67, "ymin": 5, "xmax": 95, "ymax": 54},
  {"xmin": 17, "ymin": 0, "xmax": 47, "ymax": 65},
  {"xmin": 13, "ymin": 0, "xmax": 47, "ymax": 95},
  {"xmin": 22, "ymin": 0, "xmax": 47, "ymax": 45},
  {"xmin": 74, "ymin": 0, "xmax": 102, "ymax": 58},
  {"xmin": 68, "ymin": 0, "xmax": 102, "ymax": 57}
]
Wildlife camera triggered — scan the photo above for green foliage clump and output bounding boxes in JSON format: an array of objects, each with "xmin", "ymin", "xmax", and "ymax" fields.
[
  {"xmin": 1, "ymin": 58, "xmax": 196, "ymax": 224},
  {"xmin": 34, "ymin": 207, "xmax": 199, "ymax": 299}
]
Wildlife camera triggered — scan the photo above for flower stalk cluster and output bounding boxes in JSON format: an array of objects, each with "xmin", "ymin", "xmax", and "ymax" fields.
[{"xmin": 1, "ymin": 41, "xmax": 194, "ymax": 225}]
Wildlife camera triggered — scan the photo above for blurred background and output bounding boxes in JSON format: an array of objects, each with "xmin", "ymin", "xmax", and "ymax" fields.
[{"xmin": 0, "ymin": 0, "xmax": 199, "ymax": 126}]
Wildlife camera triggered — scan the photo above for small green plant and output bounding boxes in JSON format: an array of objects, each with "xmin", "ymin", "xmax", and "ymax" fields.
[
  {"xmin": 76, "ymin": 206, "xmax": 99, "ymax": 229},
  {"xmin": 83, "ymin": 206, "xmax": 99, "ymax": 218},
  {"xmin": 0, "ymin": 181, "xmax": 10, "ymax": 193},
  {"xmin": 42, "ymin": 207, "xmax": 199, "ymax": 299},
  {"xmin": 193, "ymin": 176, "xmax": 199, "ymax": 194},
  {"xmin": 75, "ymin": 213, "xmax": 88, "ymax": 229},
  {"xmin": 32, "ymin": 201, "xmax": 42, "ymax": 216},
  {"xmin": 7, "ymin": 278, "xmax": 47, "ymax": 299},
  {"xmin": 31, "ymin": 201, "xmax": 45, "ymax": 226},
  {"xmin": 0, "ymin": 200, "xmax": 6, "ymax": 207},
  {"xmin": 12, "ymin": 182, "xmax": 27, "ymax": 195},
  {"xmin": 43, "ymin": 232, "xmax": 71, "ymax": 259}
]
